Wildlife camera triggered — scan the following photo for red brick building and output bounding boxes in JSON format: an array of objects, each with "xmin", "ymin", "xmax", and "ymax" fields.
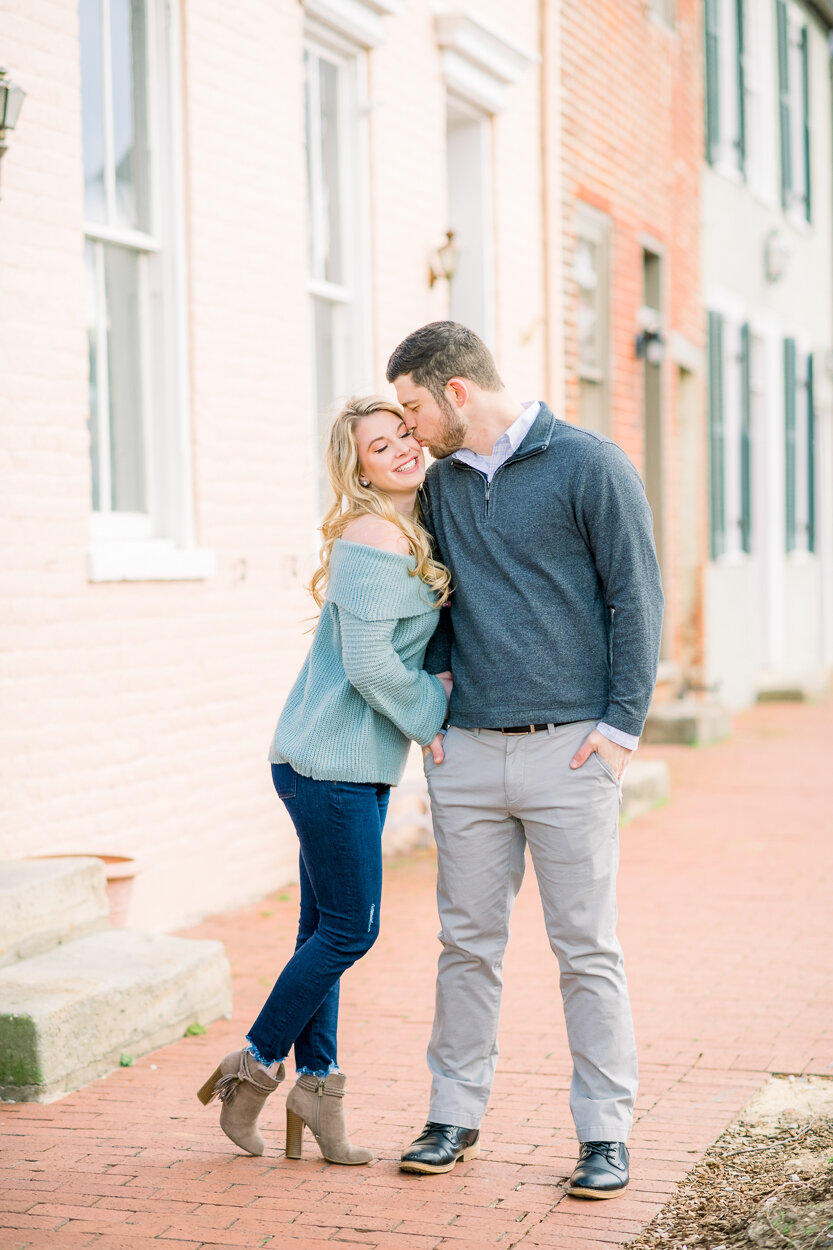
[{"xmin": 559, "ymin": 0, "xmax": 706, "ymax": 682}]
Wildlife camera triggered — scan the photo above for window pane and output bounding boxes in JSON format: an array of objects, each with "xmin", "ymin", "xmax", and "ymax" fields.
[
  {"xmin": 104, "ymin": 244, "xmax": 147, "ymax": 512},
  {"xmin": 313, "ymin": 296, "xmax": 339, "ymax": 504},
  {"xmin": 110, "ymin": 0, "xmax": 150, "ymax": 230},
  {"xmin": 80, "ymin": 0, "xmax": 107, "ymax": 222},
  {"xmin": 313, "ymin": 295, "xmax": 338, "ymax": 428},
  {"xmin": 575, "ymin": 238, "xmax": 600, "ymax": 373},
  {"xmin": 85, "ymin": 240, "xmax": 102, "ymax": 511},
  {"xmin": 319, "ymin": 57, "xmax": 343, "ymax": 285}
]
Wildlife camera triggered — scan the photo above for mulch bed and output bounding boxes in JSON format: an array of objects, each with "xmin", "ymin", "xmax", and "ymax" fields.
[{"xmin": 629, "ymin": 1077, "xmax": 833, "ymax": 1249}]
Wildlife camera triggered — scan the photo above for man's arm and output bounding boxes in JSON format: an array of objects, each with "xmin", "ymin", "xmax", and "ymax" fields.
[{"xmin": 571, "ymin": 440, "xmax": 664, "ymax": 771}]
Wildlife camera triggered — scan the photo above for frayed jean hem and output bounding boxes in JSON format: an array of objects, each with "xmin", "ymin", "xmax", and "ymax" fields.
[
  {"xmin": 245, "ymin": 1038, "xmax": 288, "ymax": 1068},
  {"xmin": 296, "ymin": 1063, "xmax": 340, "ymax": 1078}
]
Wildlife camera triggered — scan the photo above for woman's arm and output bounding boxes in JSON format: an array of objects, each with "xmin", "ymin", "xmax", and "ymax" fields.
[{"xmin": 339, "ymin": 608, "xmax": 448, "ymax": 746}]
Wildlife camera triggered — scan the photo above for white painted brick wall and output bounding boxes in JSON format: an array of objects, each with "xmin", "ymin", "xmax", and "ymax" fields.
[{"xmin": 0, "ymin": 0, "xmax": 547, "ymax": 932}]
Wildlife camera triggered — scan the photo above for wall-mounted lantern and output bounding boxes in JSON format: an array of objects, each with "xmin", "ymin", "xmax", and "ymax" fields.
[
  {"xmin": 764, "ymin": 227, "xmax": 792, "ymax": 283},
  {"xmin": 0, "ymin": 68, "xmax": 26, "ymax": 198},
  {"xmin": 429, "ymin": 230, "xmax": 458, "ymax": 288},
  {"xmin": 635, "ymin": 327, "xmax": 665, "ymax": 366}
]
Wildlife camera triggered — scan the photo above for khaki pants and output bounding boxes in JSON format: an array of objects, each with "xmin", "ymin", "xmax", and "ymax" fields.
[{"xmin": 423, "ymin": 720, "xmax": 637, "ymax": 1142}]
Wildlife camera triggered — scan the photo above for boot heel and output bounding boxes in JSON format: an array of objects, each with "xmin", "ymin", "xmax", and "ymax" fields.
[
  {"xmin": 460, "ymin": 1143, "xmax": 480, "ymax": 1162},
  {"xmin": 285, "ymin": 1108, "xmax": 305, "ymax": 1159},
  {"xmin": 196, "ymin": 1064, "xmax": 223, "ymax": 1106}
]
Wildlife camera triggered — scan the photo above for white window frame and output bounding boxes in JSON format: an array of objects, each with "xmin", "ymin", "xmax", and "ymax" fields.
[
  {"xmin": 303, "ymin": 22, "xmax": 373, "ymax": 509},
  {"xmin": 787, "ymin": 336, "xmax": 815, "ymax": 558},
  {"xmin": 435, "ymin": 14, "xmax": 534, "ymax": 354},
  {"xmin": 84, "ymin": 0, "xmax": 212, "ymax": 582},
  {"xmin": 742, "ymin": 0, "xmax": 777, "ymax": 206},
  {"xmin": 708, "ymin": 294, "xmax": 752, "ymax": 563},
  {"xmin": 574, "ymin": 203, "xmax": 612, "ymax": 436},
  {"xmin": 446, "ymin": 92, "xmax": 495, "ymax": 347},
  {"xmin": 649, "ymin": 0, "xmax": 676, "ymax": 29},
  {"xmin": 785, "ymin": 3, "xmax": 810, "ymax": 229},
  {"xmin": 712, "ymin": 0, "xmax": 745, "ymax": 181}
]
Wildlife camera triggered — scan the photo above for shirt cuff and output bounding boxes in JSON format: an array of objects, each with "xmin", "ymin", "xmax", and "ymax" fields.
[{"xmin": 596, "ymin": 721, "xmax": 639, "ymax": 751}]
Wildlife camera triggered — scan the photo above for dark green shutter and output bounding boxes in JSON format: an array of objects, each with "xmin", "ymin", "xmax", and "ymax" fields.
[
  {"xmin": 705, "ymin": 0, "xmax": 720, "ymax": 165},
  {"xmin": 800, "ymin": 24, "xmax": 811, "ymax": 221},
  {"xmin": 739, "ymin": 322, "xmax": 752, "ymax": 553},
  {"xmin": 708, "ymin": 312, "xmax": 726, "ymax": 558},
  {"xmin": 776, "ymin": 0, "xmax": 791, "ymax": 208},
  {"xmin": 807, "ymin": 352, "xmax": 815, "ymax": 552},
  {"xmin": 736, "ymin": 0, "xmax": 746, "ymax": 175},
  {"xmin": 784, "ymin": 337, "xmax": 797, "ymax": 552}
]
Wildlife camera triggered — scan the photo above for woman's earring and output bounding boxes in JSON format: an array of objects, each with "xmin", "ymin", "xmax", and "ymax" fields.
[{"xmin": 360, "ymin": 478, "xmax": 370, "ymax": 487}]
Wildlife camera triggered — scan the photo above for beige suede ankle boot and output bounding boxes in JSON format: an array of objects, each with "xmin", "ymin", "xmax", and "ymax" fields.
[
  {"xmin": 285, "ymin": 1072, "xmax": 373, "ymax": 1165},
  {"xmin": 197, "ymin": 1048, "xmax": 284, "ymax": 1156}
]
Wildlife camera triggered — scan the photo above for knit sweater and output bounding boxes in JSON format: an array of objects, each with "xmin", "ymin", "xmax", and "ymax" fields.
[
  {"xmin": 421, "ymin": 404, "xmax": 664, "ymax": 738},
  {"xmin": 269, "ymin": 539, "xmax": 448, "ymax": 785}
]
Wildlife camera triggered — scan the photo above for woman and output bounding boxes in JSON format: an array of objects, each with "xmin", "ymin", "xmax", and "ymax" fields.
[{"xmin": 198, "ymin": 395, "xmax": 451, "ymax": 1165}]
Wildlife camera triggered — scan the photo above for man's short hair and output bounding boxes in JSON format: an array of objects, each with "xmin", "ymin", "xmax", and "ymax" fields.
[{"xmin": 385, "ymin": 321, "xmax": 503, "ymax": 404}]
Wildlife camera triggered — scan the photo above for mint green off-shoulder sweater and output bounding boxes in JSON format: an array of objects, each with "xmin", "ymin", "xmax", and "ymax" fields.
[{"xmin": 268, "ymin": 539, "xmax": 447, "ymax": 785}]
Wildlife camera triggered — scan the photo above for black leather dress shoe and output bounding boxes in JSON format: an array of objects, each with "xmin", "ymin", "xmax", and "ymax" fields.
[
  {"xmin": 399, "ymin": 1122, "xmax": 480, "ymax": 1174},
  {"xmin": 567, "ymin": 1141, "xmax": 629, "ymax": 1198}
]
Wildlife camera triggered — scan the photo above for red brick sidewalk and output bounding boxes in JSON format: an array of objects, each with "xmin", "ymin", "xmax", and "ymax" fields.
[{"xmin": 2, "ymin": 697, "xmax": 832, "ymax": 1250}]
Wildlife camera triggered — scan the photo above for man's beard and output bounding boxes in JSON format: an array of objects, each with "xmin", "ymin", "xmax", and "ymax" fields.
[{"xmin": 426, "ymin": 394, "xmax": 467, "ymax": 459}]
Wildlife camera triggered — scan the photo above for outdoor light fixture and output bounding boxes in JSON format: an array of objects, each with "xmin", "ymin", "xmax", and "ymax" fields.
[
  {"xmin": 635, "ymin": 328, "xmax": 665, "ymax": 366},
  {"xmin": 764, "ymin": 228, "xmax": 792, "ymax": 283},
  {"xmin": 0, "ymin": 67, "xmax": 26, "ymax": 197},
  {"xmin": 429, "ymin": 230, "xmax": 458, "ymax": 287}
]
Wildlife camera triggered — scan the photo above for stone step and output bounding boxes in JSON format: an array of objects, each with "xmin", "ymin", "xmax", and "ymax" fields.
[
  {"xmin": 756, "ymin": 672, "xmax": 830, "ymax": 704},
  {"xmin": 0, "ymin": 929, "xmax": 232, "ymax": 1103},
  {"xmin": 621, "ymin": 759, "xmax": 670, "ymax": 824},
  {"xmin": 0, "ymin": 858, "xmax": 110, "ymax": 968},
  {"xmin": 642, "ymin": 699, "xmax": 731, "ymax": 746}
]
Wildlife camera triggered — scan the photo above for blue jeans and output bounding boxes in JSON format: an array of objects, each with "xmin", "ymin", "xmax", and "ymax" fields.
[{"xmin": 246, "ymin": 764, "xmax": 389, "ymax": 1075}]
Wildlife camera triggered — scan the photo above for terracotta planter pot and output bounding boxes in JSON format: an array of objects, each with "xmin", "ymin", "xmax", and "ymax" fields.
[{"xmin": 97, "ymin": 856, "xmax": 137, "ymax": 927}]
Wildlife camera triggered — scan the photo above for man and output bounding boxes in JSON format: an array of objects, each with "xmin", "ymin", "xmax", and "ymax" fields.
[{"xmin": 386, "ymin": 322, "xmax": 663, "ymax": 1199}]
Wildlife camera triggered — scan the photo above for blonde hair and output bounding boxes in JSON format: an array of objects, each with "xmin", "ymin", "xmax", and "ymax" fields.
[{"xmin": 309, "ymin": 395, "xmax": 451, "ymax": 609}]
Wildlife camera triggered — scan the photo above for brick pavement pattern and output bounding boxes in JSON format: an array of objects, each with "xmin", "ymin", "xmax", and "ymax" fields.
[{"xmin": 1, "ymin": 697, "xmax": 832, "ymax": 1249}]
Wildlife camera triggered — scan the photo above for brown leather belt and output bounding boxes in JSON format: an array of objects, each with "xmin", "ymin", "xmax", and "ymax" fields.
[{"xmin": 486, "ymin": 724, "xmax": 551, "ymax": 735}]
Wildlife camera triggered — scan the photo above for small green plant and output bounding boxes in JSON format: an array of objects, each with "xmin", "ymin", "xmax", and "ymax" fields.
[
  {"xmin": 185, "ymin": 1022, "xmax": 206, "ymax": 1037},
  {"xmin": 119, "ymin": 1053, "xmax": 134, "ymax": 1067}
]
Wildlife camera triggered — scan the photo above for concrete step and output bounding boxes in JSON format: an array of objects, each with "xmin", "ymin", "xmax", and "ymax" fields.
[
  {"xmin": 0, "ymin": 929, "xmax": 232, "ymax": 1103},
  {"xmin": 642, "ymin": 699, "xmax": 731, "ymax": 746},
  {"xmin": 621, "ymin": 759, "xmax": 670, "ymax": 824},
  {"xmin": 756, "ymin": 672, "xmax": 830, "ymax": 704},
  {"xmin": 0, "ymin": 858, "xmax": 110, "ymax": 969}
]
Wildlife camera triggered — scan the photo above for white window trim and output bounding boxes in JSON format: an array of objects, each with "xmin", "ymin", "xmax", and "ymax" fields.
[
  {"xmin": 84, "ymin": 0, "xmax": 212, "ymax": 582},
  {"xmin": 303, "ymin": 0, "xmax": 401, "ymax": 49},
  {"xmin": 708, "ymin": 291, "xmax": 751, "ymax": 564},
  {"xmin": 711, "ymin": 0, "xmax": 744, "ymax": 182},
  {"xmin": 648, "ymin": 0, "xmax": 677, "ymax": 31},
  {"xmin": 574, "ymin": 202, "xmax": 612, "ymax": 389},
  {"xmin": 303, "ymin": 28, "xmax": 373, "ymax": 515},
  {"xmin": 446, "ymin": 94, "xmax": 495, "ymax": 347},
  {"xmin": 435, "ymin": 12, "xmax": 537, "ymax": 115},
  {"xmin": 88, "ymin": 538, "xmax": 216, "ymax": 582},
  {"xmin": 743, "ymin": 0, "xmax": 778, "ymax": 209},
  {"xmin": 785, "ymin": 5, "xmax": 811, "ymax": 231},
  {"xmin": 787, "ymin": 332, "xmax": 815, "ymax": 559}
]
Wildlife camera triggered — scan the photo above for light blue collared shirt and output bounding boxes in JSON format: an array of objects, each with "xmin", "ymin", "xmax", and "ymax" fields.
[{"xmin": 451, "ymin": 401, "xmax": 639, "ymax": 753}]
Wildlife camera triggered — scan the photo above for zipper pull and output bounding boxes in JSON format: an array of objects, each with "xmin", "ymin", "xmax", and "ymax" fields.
[{"xmin": 317, "ymin": 1078, "xmax": 325, "ymax": 1098}]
